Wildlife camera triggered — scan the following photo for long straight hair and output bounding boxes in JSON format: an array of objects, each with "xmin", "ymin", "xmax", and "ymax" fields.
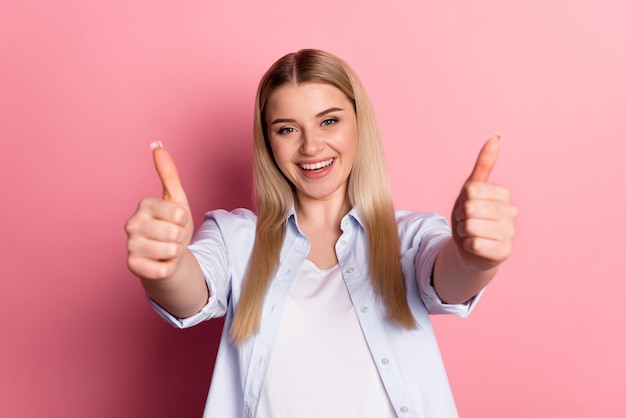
[{"xmin": 229, "ymin": 49, "xmax": 415, "ymax": 345}]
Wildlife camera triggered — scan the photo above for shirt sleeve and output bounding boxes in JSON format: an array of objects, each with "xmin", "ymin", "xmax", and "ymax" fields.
[
  {"xmin": 399, "ymin": 211, "xmax": 483, "ymax": 318},
  {"xmin": 147, "ymin": 211, "xmax": 232, "ymax": 329}
]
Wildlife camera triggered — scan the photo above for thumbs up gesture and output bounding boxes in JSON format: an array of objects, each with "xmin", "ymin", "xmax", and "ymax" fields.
[
  {"xmin": 451, "ymin": 135, "xmax": 517, "ymax": 271},
  {"xmin": 125, "ymin": 142, "xmax": 194, "ymax": 280}
]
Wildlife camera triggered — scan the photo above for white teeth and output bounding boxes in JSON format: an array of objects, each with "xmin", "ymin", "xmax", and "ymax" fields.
[{"xmin": 300, "ymin": 158, "xmax": 334, "ymax": 171}]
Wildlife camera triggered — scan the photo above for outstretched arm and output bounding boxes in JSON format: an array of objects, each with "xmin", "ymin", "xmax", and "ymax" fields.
[
  {"xmin": 125, "ymin": 142, "xmax": 208, "ymax": 318},
  {"xmin": 433, "ymin": 135, "xmax": 518, "ymax": 304}
]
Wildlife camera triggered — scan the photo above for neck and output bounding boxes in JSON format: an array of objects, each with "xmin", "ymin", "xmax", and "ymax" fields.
[{"xmin": 294, "ymin": 192, "xmax": 351, "ymax": 229}]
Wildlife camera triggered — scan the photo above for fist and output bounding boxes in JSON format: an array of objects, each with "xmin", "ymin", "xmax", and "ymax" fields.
[
  {"xmin": 125, "ymin": 142, "xmax": 194, "ymax": 280},
  {"xmin": 451, "ymin": 135, "xmax": 518, "ymax": 270}
]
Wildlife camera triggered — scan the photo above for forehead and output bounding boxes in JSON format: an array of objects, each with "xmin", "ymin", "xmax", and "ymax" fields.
[{"xmin": 265, "ymin": 82, "xmax": 352, "ymax": 118}]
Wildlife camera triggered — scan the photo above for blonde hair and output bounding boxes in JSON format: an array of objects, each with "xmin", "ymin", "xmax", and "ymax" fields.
[{"xmin": 229, "ymin": 49, "xmax": 415, "ymax": 344}]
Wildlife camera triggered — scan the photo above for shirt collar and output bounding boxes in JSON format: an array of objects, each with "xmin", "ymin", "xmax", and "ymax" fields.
[
  {"xmin": 285, "ymin": 203, "xmax": 365, "ymax": 230},
  {"xmin": 345, "ymin": 207, "xmax": 365, "ymax": 229}
]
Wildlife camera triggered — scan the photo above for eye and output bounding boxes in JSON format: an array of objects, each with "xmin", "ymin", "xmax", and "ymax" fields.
[
  {"xmin": 321, "ymin": 118, "xmax": 338, "ymax": 126},
  {"xmin": 277, "ymin": 126, "xmax": 296, "ymax": 135}
]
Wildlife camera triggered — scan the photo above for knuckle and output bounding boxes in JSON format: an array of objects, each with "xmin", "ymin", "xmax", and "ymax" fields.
[
  {"xmin": 137, "ymin": 198, "xmax": 151, "ymax": 211},
  {"xmin": 172, "ymin": 207, "xmax": 186, "ymax": 224},
  {"xmin": 464, "ymin": 238, "xmax": 479, "ymax": 253},
  {"xmin": 172, "ymin": 205, "xmax": 191, "ymax": 226},
  {"xmin": 464, "ymin": 219, "xmax": 476, "ymax": 235},
  {"xmin": 465, "ymin": 183, "xmax": 477, "ymax": 199},
  {"xmin": 126, "ymin": 239, "xmax": 135, "ymax": 253},
  {"xmin": 165, "ymin": 225, "xmax": 178, "ymax": 241},
  {"xmin": 126, "ymin": 237, "xmax": 142, "ymax": 255},
  {"xmin": 124, "ymin": 217, "xmax": 139, "ymax": 236},
  {"xmin": 166, "ymin": 243, "xmax": 181, "ymax": 259},
  {"xmin": 463, "ymin": 201, "xmax": 476, "ymax": 217},
  {"xmin": 127, "ymin": 256, "xmax": 144, "ymax": 276},
  {"xmin": 153, "ymin": 263, "xmax": 170, "ymax": 279}
]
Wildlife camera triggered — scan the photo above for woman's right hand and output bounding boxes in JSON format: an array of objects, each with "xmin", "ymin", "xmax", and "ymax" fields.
[{"xmin": 125, "ymin": 142, "xmax": 194, "ymax": 281}]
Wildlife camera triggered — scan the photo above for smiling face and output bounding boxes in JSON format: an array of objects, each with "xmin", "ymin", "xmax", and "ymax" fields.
[{"xmin": 264, "ymin": 82, "xmax": 358, "ymax": 207}]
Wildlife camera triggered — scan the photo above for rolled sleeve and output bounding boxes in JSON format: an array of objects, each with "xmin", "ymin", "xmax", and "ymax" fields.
[
  {"xmin": 399, "ymin": 210, "xmax": 483, "ymax": 318},
  {"xmin": 415, "ymin": 231, "xmax": 482, "ymax": 318},
  {"xmin": 148, "ymin": 292, "xmax": 220, "ymax": 329},
  {"xmin": 147, "ymin": 212, "xmax": 233, "ymax": 329}
]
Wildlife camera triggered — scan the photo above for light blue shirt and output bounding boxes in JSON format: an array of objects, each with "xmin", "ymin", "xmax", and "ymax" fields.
[{"xmin": 150, "ymin": 207, "xmax": 481, "ymax": 418}]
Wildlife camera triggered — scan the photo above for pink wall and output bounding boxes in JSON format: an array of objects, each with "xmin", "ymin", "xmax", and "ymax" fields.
[{"xmin": 1, "ymin": 1, "xmax": 624, "ymax": 417}]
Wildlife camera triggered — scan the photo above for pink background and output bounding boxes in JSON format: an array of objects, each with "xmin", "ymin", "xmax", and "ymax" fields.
[{"xmin": 1, "ymin": 1, "xmax": 624, "ymax": 417}]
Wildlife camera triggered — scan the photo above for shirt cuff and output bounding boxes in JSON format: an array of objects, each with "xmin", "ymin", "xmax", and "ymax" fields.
[
  {"xmin": 146, "ymin": 286, "xmax": 222, "ymax": 329},
  {"xmin": 417, "ymin": 234, "xmax": 483, "ymax": 318}
]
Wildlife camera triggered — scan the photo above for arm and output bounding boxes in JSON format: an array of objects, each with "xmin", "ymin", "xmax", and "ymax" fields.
[
  {"xmin": 138, "ymin": 248, "xmax": 208, "ymax": 318},
  {"xmin": 432, "ymin": 135, "xmax": 517, "ymax": 304},
  {"xmin": 125, "ymin": 142, "xmax": 209, "ymax": 318}
]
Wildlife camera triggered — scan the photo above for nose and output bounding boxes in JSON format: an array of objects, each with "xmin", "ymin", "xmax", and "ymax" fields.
[{"xmin": 300, "ymin": 131, "xmax": 324, "ymax": 156}]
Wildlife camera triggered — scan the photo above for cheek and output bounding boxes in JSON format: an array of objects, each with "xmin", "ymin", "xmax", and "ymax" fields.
[{"xmin": 344, "ymin": 128, "xmax": 359, "ymax": 156}]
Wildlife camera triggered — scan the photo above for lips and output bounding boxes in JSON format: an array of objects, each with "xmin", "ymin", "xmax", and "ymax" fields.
[{"xmin": 299, "ymin": 158, "xmax": 335, "ymax": 171}]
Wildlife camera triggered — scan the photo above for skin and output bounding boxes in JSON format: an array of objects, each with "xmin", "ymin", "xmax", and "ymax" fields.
[
  {"xmin": 265, "ymin": 82, "xmax": 358, "ymax": 269},
  {"xmin": 434, "ymin": 136, "xmax": 518, "ymax": 304},
  {"xmin": 124, "ymin": 81, "xmax": 517, "ymax": 317},
  {"xmin": 125, "ymin": 147, "xmax": 207, "ymax": 318}
]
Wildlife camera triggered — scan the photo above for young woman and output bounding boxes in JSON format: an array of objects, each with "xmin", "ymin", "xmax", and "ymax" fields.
[{"xmin": 125, "ymin": 49, "xmax": 517, "ymax": 418}]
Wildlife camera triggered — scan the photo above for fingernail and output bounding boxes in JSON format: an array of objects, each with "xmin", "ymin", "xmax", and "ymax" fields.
[
  {"xmin": 493, "ymin": 133, "xmax": 502, "ymax": 143},
  {"xmin": 150, "ymin": 140, "xmax": 163, "ymax": 150}
]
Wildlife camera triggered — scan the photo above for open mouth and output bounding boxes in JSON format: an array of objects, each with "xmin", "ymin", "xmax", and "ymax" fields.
[{"xmin": 299, "ymin": 158, "xmax": 335, "ymax": 171}]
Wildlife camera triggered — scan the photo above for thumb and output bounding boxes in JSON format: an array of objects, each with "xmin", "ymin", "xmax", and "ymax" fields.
[
  {"xmin": 468, "ymin": 134, "xmax": 501, "ymax": 182},
  {"xmin": 151, "ymin": 141, "xmax": 188, "ymax": 204}
]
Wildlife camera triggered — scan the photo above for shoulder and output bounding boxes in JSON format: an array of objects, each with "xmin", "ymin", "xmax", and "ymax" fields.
[
  {"xmin": 395, "ymin": 209, "xmax": 449, "ymax": 231},
  {"xmin": 194, "ymin": 208, "xmax": 257, "ymax": 242},
  {"xmin": 395, "ymin": 210, "xmax": 451, "ymax": 249},
  {"xmin": 207, "ymin": 208, "xmax": 258, "ymax": 226}
]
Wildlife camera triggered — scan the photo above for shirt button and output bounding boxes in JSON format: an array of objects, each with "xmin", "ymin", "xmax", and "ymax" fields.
[
  {"xmin": 340, "ymin": 240, "xmax": 347, "ymax": 246},
  {"xmin": 346, "ymin": 268, "xmax": 354, "ymax": 274},
  {"xmin": 400, "ymin": 406, "xmax": 409, "ymax": 414},
  {"xmin": 381, "ymin": 358, "xmax": 390, "ymax": 365},
  {"xmin": 361, "ymin": 306, "xmax": 369, "ymax": 313}
]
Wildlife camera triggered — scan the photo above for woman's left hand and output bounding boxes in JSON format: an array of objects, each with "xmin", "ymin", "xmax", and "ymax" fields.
[{"xmin": 451, "ymin": 135, "xmax": 518, "ymax": 272}]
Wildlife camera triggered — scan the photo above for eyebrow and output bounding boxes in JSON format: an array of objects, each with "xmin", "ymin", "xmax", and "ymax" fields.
[{"xmin": 270, "ymin": 107, "xmax": 344, "ymax": 125}]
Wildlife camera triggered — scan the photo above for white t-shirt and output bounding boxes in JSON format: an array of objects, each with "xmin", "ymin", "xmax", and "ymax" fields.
[{"xmin": 256, "ymin": 260, "xmax": 396, "ymax": 418}]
